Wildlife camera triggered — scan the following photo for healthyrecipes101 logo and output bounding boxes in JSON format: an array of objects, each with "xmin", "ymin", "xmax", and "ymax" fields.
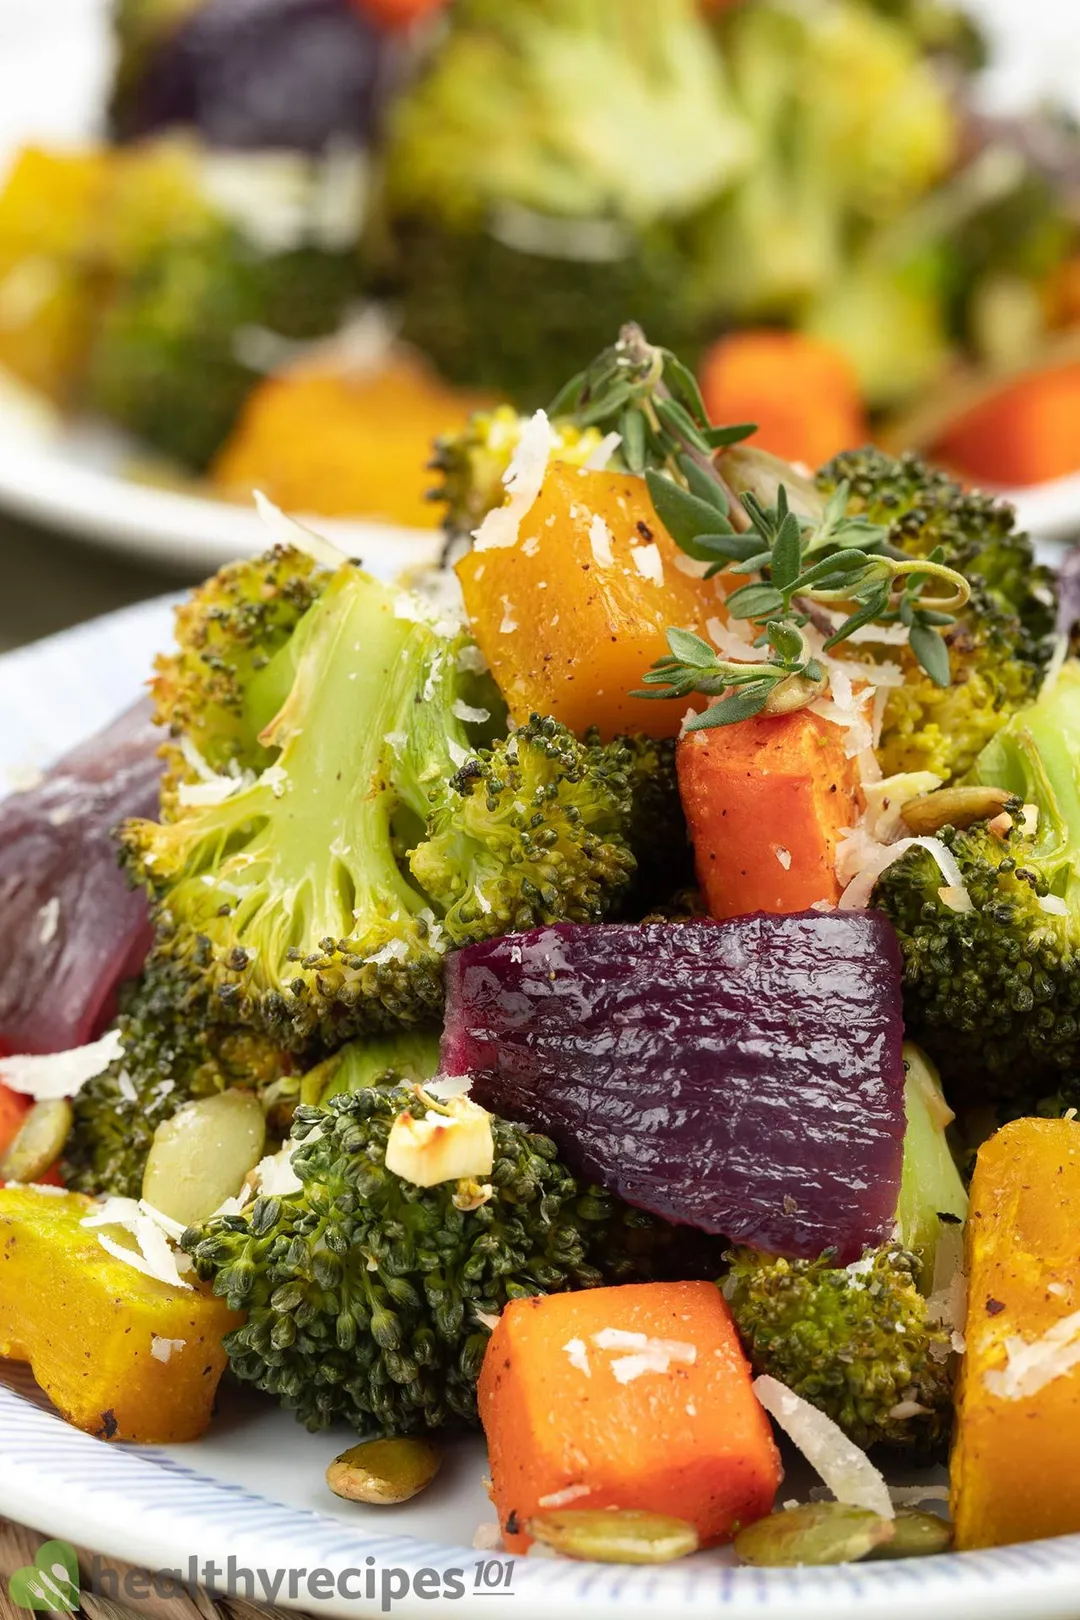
[
  {"xmin": 8, "ymin": 1541, "xmax": 80, "ymax": 1611},
  {"xmin": 7, "ymin": 1542, "xmax": 516, "ymax": 1613}
]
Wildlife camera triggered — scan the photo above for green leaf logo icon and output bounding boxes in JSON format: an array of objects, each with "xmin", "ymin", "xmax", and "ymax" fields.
[{"xmin": 8, "ymin": 1541, "xmax": 80, "ymax": 1612}]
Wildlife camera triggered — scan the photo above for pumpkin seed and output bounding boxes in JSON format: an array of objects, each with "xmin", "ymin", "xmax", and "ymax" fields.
[
  {"xmin": 142, "ymin": 1089, "xmax": 266, "ymax": 1227},
  {"xmin": 526, "ymin": 1509, "xmax": 698, "ymax": 1564},
  {"xmin": 901, "ymin": 786, "xmax": 1011, "ymax": 835},
  {"xmin": 870, "ymin": 1509, "xmax": 952, "ymax": 1559},
  {"xmin": 0, "ymin": 1098, "xmax": 73, "ymax": 1184},
  {"xmin": 762, "ymin": 672, "xmax": 828, "ymax": 717},
  {"xmin": 735, "ymin": 1502, "xmax": 895, "ymax": 1567},
  {"xmin": 326, "ymin": 1438, "xmax": 441, "ymax": 1505}
]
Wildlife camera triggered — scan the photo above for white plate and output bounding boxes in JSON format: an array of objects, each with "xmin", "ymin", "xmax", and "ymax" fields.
[
  {"xmin": 3, "ymin": 602, "xmax": 1080, "ymax": 1617},
  {"xmin": 0, "ymin": 0, "xmax": 1079, "ymax": 566}
]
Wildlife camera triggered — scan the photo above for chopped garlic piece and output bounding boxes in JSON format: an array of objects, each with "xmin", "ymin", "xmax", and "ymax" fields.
[{"xmin": 385, "ymin": 1093, "xmax": 495, "ymax": 1188}]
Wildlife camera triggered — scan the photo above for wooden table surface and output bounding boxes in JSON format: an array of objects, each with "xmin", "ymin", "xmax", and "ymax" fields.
[{"xmin": 0, "ymin": 514, "xmax": 199, "ymax": 655}]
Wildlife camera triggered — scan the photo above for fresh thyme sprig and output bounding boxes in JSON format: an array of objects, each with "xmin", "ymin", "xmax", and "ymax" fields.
[
  {"xmin": 635, "ymin": 477, "xmax": 970, "ymax": 730},
  {"xmin": 550, "ymin": 320, "xmax": 756, "ymax": 483},
  {"xmin": 555, "ymin": 324, "xmax": 971, "ymax": 732}
]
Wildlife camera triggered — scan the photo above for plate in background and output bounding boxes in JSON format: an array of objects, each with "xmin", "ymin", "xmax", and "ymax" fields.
[{"xmin": 0, "ymin": 0, "xmax": 1077, "ymax": 569}]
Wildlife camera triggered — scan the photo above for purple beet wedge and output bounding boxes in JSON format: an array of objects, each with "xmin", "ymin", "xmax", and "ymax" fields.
[
  {"xmin": 442, "ymin": 913, "xmax": 906, "ymax": 1263},
  {"xmin": 0, "ymin": 699, "xmax": 161, "ymax": 1054}
]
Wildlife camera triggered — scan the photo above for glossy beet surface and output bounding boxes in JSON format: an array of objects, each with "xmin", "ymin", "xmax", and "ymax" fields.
[
  {"xmin": 443, "ymin": 914, "xmax": 906, "ymax": 1262},
  {"xmin": 0, "ymin": 701, "xmax": 161, "ymax": 1054}
]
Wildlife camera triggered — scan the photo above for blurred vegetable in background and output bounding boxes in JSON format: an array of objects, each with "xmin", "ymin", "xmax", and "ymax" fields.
[
  {"xmin": 110, "ymin": 0, "xmax": 393, "ymax": 151},
  {"xmin": 1, "ymin": 0, "xmax": 1080, "ymax": 505},
  {"xmin": 379, "ymin": 0, "xmax": 751, "ymax": 405}
]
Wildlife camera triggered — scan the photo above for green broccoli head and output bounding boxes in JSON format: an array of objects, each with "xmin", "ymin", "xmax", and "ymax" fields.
[
  {"xmin": 124, "ymin": 562, "xmax": 639, "ymax": 1047},
  {"xmin": 593, "ymin": 730, "xmax": 695, "ymax": 913},
  {"xmin": 725, "ymin": 1244, "xmax": 952, "ymax": 1453},
  {"xmin": 389, "ymin": 217, "xmax": 696, "ymax": 412},
  {"xmin": 409, "ymin": 715, "xmax": 637, "ymax": 947},
  {"xmin": 63, "ymin": 959, "xmax": 297, "ymax": 1199},
  {"xmin": 875, "ymin": 664, "xmax": 1080, "ymax": 1093},
  {"xmin": 182, "ymin": 1084, "xmax": 665, "ymax": 1435},
  {"xmin": 817, "ymin": 448, "xmax": 1059, "ymax": 782},
  {"xmin": 152, "ymin": 544, "xmax": 328, "ymax": 819}
]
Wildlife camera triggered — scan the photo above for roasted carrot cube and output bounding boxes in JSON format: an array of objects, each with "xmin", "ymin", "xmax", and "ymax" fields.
[
  {"xmin": 477, "ymin": 1281, "xmax": 780, "ymax": 1553},
  {"xmin": 677, "ymin": 708, "xmax": 861, "ymax": 919}
]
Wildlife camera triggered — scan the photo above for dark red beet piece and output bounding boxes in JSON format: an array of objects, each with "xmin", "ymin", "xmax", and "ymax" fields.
[
  {"xmin": 0, "ymin": 700, "xmax": 162, "ymax": 1054},
  {"xmin": 442, "ymin": 913, "xmax": 906, "ymax": 1263}
]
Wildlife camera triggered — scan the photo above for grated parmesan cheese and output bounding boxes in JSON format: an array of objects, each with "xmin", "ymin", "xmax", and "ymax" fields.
[
  {"xmin": 588, "ymin": 513, "xmax": 614, "ymax": 568},
  {"xmin": 983, "ymin": 1309, "xmax": 1080, "ymax": 1401},
  {"xmin": 452, "ymin": 699, "xmax": 491, "ymax": 725},
  {"xmin": 538, "ymin": 1484, "xmax": 592, "ymax": 1509},
  {"xmin": 499, "ymin": 596, "xmax": 518, "ymax": 634},
  {"xmin": 150, "ymin": 1335, "xmax": 186, "ymax": 1364},
  {"xmin": 582, "ymin": 431, "xmax": 622, "ymax": 472},
  {"xmin": 630, "ymin": 543, "xmax": 664, "ymax": 586},
  {"xmin": 753, "ymin": 1375, "xmax": 893, "ymax": 1518},
  {"xmin": 564, "ymin": 1337, "xmax": 591, "ymax": 1377},
  {"xmin": 0, "ymin": 1029, "xmax": 123, "ymax": 1101},
  {"xmin": 473, "ymin": 411, "xmax": 555, "ymax": 552},
  {"xmin": 774, "ymin": 846, "xmax": 792, "ymax": 871},
  {"xmin": 253, "ymin": 490, "xmax": 347, "ymax": 568}
]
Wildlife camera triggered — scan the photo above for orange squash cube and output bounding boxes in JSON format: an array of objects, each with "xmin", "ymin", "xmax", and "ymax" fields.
[
  {"xmin": 456, "ymin": 464, "xmax": 724, "ymax": 740},
  {"xmin": 952, "ymin": 1118, "xmax": 1080, "ymax": 1549}
]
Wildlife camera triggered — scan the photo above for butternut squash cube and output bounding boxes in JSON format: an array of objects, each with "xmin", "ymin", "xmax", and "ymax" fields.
[
  {"xmin": 952, "ymin": 1118, "xmax": 1080, "ymax": 1548},
  {"xmin": 0, "ymin": 1186, "xmax": 239, "ymax": 1443},
  {"xmin": 456, "ymin": 465, "xmax": 724, "ymax": 740}
]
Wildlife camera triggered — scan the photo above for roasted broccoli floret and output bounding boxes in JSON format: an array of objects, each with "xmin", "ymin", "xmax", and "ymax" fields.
[
  {"xmin": 123, "ymin": 562, "xmax": 638, "ymax": 1049},
  {"xmin": 151, "ymin": 544, "xmax": 328, "ymax": 818},
  {"xmin": 725, "ymin": 1044, "xmax": 965, "ymax": 1453},
  {"xmin": 875, "ymin": 662, "xmax": 1080, "ymax": 1093},
  {"xmin": 817, "ymin": 448, "xmax": 1058, "ymax": 782},
  {"xmin": 380, "ymin": 0, "xmax": 748, "ymax": 406},
  {"xmin": 182, "ymin": 1085, "xmax": 667, "ymax": 1435},
  {"xmin": 430, "ymin": 405, "xmax": 605, "ymax": 543},
  {"xmin": 64, "ymin": 960, "xmax": 297, "ymax": 1198}
]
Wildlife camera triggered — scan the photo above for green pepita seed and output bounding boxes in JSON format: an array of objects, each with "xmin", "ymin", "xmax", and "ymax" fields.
[
  {"xmin": 326, "ymin": 1438, "xmax": 441, "ymax": 1505},
  {"xmin": 0, "ymin": 1098, "xmax": 73, "ymax": 1184},
  {"xmin": 735, "ymin": 1502, "xmax": 896, "ymax": 1567},
  {"xmin": 870, "ymin": 1509, "xmax": 953, "ymax": 1560},
  {"xmin": 901, "ymin": 786, "xmax": 1011, "ymax": 835},
  {"xmin": 526, "ymin": 1509, "xmax": 699, "ymax": 1564}
]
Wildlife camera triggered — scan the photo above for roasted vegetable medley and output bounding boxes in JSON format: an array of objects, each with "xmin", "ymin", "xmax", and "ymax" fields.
[{"xmin": 2, "ymin": 322, "xmax": 1080, "ymax": 1569}]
